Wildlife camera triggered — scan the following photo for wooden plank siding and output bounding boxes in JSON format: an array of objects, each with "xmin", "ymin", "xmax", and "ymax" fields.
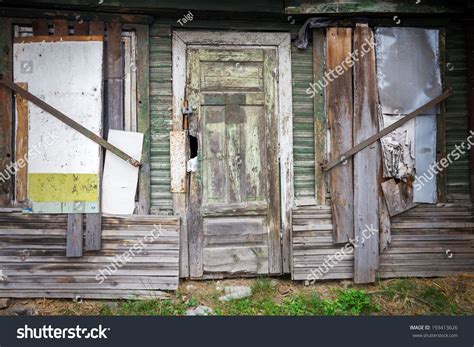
[
  {"xmin": 353, "ymin": 24, "xmax": 379, "ymax": 283},
  {"xmin": 378, "ymin": 204, "xmax": 474, "ymax": 278},
  {"xmin": 326, "ymin": 28, "xmax": 354, "ymax": 243},
  {"xmin": 292, "ymin": 205, "xmax": 354, "ymax": 281},
  {"xmin": 0, "ymin": 213, "xmax": 180, "ymax": 299},
  {"xmin": 292, "ymin": 203, "xmax": 474, "ymax": 281}
]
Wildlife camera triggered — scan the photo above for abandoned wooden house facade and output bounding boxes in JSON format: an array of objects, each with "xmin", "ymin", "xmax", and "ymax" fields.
[{"xmin": 0, "ymin": 0, "xmax": 473, "ymax": 299}]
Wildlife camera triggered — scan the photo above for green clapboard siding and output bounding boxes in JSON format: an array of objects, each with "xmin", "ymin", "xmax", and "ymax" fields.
[
  {"xmin": 445, "ymin": 24, "xmax": 470, "ymax": 201},
  {"xmin": 149, "ymin": 24, "xmax": 173, "ymax": 214},
  {"xmin": 292, "ymin": 42, "xmax": 316, "ymax": 199}
]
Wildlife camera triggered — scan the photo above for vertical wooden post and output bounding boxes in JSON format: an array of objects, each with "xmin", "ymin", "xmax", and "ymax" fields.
[
  {"xmin": 84, "ymin": 20, "xmax": 104, "ymax": 251},
  {"xmin": 0, "ymin": 18, "xmax": 13, "ymax": 206},
  {"xmin": 467, "ymin": 24, "xmax": 474, "ymax": 202},
  {"xmin": 15, "ymin": 83, "xmax": 28, "ymax": 203},
  {"xmin": 326, "ymin": 27, "xmax": 353, "ymax": 243},
  {"xmin": 353, "ymin": 24, "xmax": 379, "ymax": 283},
  {"xmin": 136, "ymin": 24, "xmax": 151, "ymax": 215},
  {"xmin": 313, "ymin": 29, "xmax": 326, "ymax": 205},
  {"xmin": 106, "ymin": 22, "xmax": 124, "ymax": 133},
  {"xmin": 67, "ymin": 213, "xmax": 83, "ymax": 257}
]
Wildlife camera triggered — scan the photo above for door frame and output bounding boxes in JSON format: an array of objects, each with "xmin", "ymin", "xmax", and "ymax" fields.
[{"xmin": 172, "ymin": 30, "xmax": 294, "ymax": 277}]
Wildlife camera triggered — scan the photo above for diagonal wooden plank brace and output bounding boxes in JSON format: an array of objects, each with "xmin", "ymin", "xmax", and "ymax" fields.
[
  {"xmin": 0, "ymin": 75, "xmax": 142, "ymax": 167},
  {"xmin": 322, "ymin": 89, "xmax": 453, "ymax": 172}
]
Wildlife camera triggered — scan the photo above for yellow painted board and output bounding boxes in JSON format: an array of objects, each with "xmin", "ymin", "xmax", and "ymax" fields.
[{"xmin": 28, "ymin": 173, "xmax": 98, "ymax": 202}]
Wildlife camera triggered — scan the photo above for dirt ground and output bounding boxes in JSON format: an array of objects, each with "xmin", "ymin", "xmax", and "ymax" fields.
[{"xmin": 1, "ymin": 275, "xmax": 473, "ymax": 316}]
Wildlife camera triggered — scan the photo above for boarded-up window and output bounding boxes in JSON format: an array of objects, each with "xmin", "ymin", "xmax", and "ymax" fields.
[{"xmin": 13, "ymin": 36, "xmax": 104, "ymax": 213}]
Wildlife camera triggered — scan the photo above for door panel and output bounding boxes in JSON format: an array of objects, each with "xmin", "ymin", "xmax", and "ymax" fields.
[{"xmin": 187, "ymin": 47, "xmax": 280, "ymax": 278}]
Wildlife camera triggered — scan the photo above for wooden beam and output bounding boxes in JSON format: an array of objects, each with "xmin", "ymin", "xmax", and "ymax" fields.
[
  {"xmin": 0, "ymin": 18, "xmax": 13, "ymax": 206},
  {"xmin": 32, "ymin": 19, "xmax": 49, "ymax": 36},
  {"xmin": 353, "ymin": 23, "xmax": 379, "ymax": 284},
  {"xmin": 0, "ymin": 77, "xmax": 142, "ymax": 167},
  {"xmin": 326, "ymin": 27, "xmax": 353, "ymax": 243},
  {"xmin": 323, "ymin": 90, "xmax": 453, "ymax": 172},
  {"xmin": 0, "ymin": 7, "xmax": 154, "ymax": 24},
  {"xmin": 136, "ymin": 24, "xmax": 151, "ymax": 215},
  {"xmin": 14, "ymin": 83, "xmax": 28, "ymax": 203},
  {"xmin": 66, "ymin": 213, "xmax": 83, "ymax": 257},
  {"xmin": 313, "ymin": 29, "xmax": 326, "ymax": 205},
  {"xmin": 106, "ymin": 22, "xmax": 124, "ymax": 132},
  {"xmin": 52, "ymin": 19, "xmax": 69, "ymax": 36},
  {"xmin": 467, "ymin": 24, "xmax": 474, "ymax": 202},
  {"xmin": 285, "ymin": 0, "xmax": 466, "ymax": 14}
]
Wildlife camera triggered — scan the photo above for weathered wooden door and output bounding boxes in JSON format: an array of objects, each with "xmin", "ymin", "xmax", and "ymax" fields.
[{"xmin": 186, "ymin": 47, "xmax": 281, "ymax": 278}]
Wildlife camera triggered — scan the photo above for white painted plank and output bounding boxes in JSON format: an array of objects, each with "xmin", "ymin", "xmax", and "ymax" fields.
[{"xmin": 102, "ymin": 130, "xmax": 143, "ymax": 214}]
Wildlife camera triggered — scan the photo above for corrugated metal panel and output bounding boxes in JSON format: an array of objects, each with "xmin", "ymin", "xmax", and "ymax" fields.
[
  {"xmin": 445, "ymin": 24, "xmax": 469, "ymax": 201},
  {"xmin": 292, "ymin": 42, "xmax": 316, "ymax": 199},
  {"xmin": 149, "ymin": 24, "xmax": 173, "ymax": 214}
]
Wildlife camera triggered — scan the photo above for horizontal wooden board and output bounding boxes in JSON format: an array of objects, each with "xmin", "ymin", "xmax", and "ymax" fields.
[
  {"xmin": 292, "ymin": 203, "xmax": 474, "ymax": 282},
  {"xmin": 0, "ymin": 213, "xmax": 180, "ymax": 299},
  {"xmin": 379, "ymin": 203, "xmax": 474, "ymax": 278}
]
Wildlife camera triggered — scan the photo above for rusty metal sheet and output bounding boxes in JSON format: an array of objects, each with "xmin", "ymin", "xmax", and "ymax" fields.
[{"xmin": 170, "ymin": 130, "xmax": 188, "ymax": 193}]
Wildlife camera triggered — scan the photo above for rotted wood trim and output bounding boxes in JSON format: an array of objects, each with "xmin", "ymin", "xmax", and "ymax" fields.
[
  {"xmin": 172, "ymin": 32, "xmax": 189, "ymax": 278},
  {"xmin": 0, "ymin": 18, "xmax": 13, "ymax": 206}
]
